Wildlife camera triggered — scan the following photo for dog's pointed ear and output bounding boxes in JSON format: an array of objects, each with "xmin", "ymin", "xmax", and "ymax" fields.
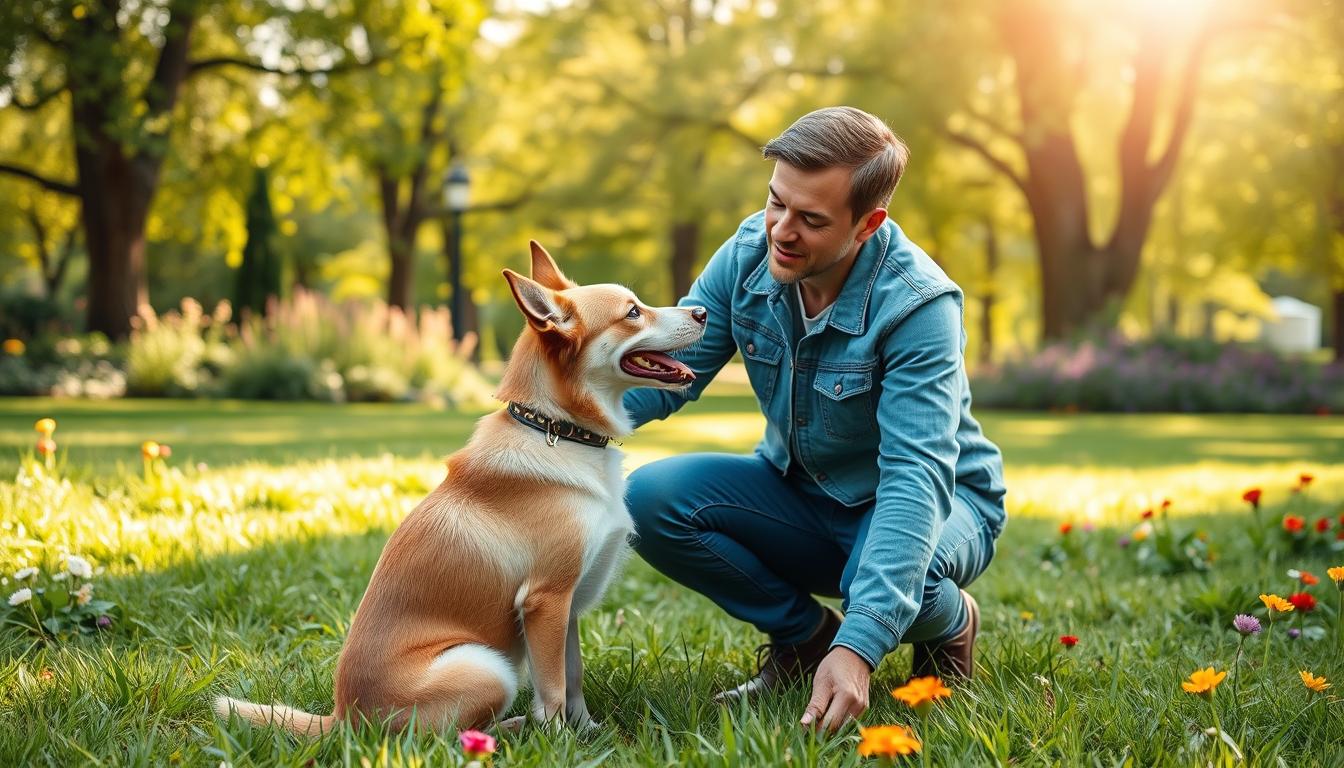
[
  {"xmin": 529, "ymin": 241, "xmax": 575, "ymax": 291},
  {"xmin": 503, "ymin": 269, "xmax": 571, "ymax": 333}
]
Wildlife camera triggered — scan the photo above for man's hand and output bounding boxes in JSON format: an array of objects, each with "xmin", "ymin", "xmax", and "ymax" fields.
[{"xmin": 800, "ymin": 646, "xmax": 871, "ymax": 733}]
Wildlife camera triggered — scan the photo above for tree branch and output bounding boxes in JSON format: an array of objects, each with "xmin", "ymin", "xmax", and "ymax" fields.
[
  {"xmin": 0, "ymin": 162, "xmax": 79, "ymax": 196},
  {"xmin": 7, "ymin": 79, "xmax": 67, "ymax": 111},
  {"xmin": 941, "ymin": 128, "xmax": 1028, "ymax": 197},
  {"xmin": 186, "ymin": 55, "xmax": 380, "ymax": 78},
  {"xmin": 1148, "ymin": 29, "xmax": 1211, "ymax": 189},
  {"xmin": 960, "ymin": 107, "xmax": 1024, "ymax": 148}
]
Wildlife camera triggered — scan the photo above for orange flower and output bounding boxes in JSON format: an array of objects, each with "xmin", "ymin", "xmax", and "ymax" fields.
[
  {"xmin": 2, "ymin": 338, "xmax": 24, "ymax": 355},
  {"xmin": 1259, "ymin": 594, "xmax": 1294, "ymax": 615},
  {"xmin": 1328, "ymin": 566, "xmax": 1344, "ymax": 585},
  {"xmin": 1283, "ymin": 515, "xmax": 1305, "ymax": 533},
  {"xmin": 1300, "ymin": 670, "xmax": 1330, "ymax": 693},
  {"xmin": 1299, "ymin": 571, "xmax": 1319, "ymax": 586},
  {"xmin": 1141, "ymin": 509, "xmax": 1154, "ymax": 520},
  {"xmin": 1059, "ymin": 521, "xmax": 1073, "ymax": 535},
  {"xmin": 141, "ymin": 441, "xmax": 160, "ymax": 459},
  {"xmin": 1161, "ymin": 498, "xmax": 1172, "ymax": 510},
  {"xmin": 1299, "ymin": 473, "xmax": 1314, "ymax": 488},
  {"xmin": 34, "ymin": 418, "xmax": 56, "ymax": 436},
  {"xmin": 158, "ymin": 444, "xmax": 172, "ymax": 459},
  {"xmin": 36, "ymin": 437, "xmax": 56, "ymax": 456},
  {"xmin": 891, "ymin": 676, "xmax": 953, "ymax": 710},
  {"xmin": 1181, "ymin": 667, "xmax": 1227, "ymax": 696},
  {"xmin": 857, "ymin": 724, "xmax": 922, "ymax": 757},
  {"xmin": 1242, "ymin": 488, "xmax": 1262, "ymax": 508}
]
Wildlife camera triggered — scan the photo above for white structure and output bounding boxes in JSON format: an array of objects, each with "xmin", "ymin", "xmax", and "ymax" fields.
[{"xmin": 1261, "ymin": 296, "xmax": 1321, "ymax": 354}]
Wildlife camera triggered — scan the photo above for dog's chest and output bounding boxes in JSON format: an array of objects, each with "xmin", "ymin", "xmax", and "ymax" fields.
[{"xmin": 571, "ymin": 453, "xmax": 634, "ymax": 612}]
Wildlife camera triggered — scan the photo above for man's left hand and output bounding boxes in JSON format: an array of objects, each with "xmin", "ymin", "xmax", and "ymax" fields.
[{"xmin": 800, "ymin": 646, "xmax": 871, "ymax": 733}]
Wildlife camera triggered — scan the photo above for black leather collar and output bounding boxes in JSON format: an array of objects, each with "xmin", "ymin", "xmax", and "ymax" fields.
[{"xmin": 507, "ymin": 401, "xmax": 611, "ymax": 449}]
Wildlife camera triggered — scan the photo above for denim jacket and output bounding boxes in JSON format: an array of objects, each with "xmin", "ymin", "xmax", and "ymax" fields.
[{"xmin": 624, "ymin": 211, "xmax": 1006, "ymax": 667}]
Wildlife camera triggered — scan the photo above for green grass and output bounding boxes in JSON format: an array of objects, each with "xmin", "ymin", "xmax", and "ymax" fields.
[{"xmin": 2, "ymin": 390, "xmax": 1343, "ymax": 766}]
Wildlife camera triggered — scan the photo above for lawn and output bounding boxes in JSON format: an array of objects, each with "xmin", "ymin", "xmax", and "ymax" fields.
[{"xmin": 1, "ymin": 390, "xmax": 1342, "ymax": 766}]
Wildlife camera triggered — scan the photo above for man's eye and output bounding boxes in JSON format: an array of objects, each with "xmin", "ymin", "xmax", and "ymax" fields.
[
  {"xmin": 627, "ymin": 306, "xmax": 641, "ymax": 319},
  {"xmin": 767, "ymin": 199, "xmax": 782, "ymax": 208}
]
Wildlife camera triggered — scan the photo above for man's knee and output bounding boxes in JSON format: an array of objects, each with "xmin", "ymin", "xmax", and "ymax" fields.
[{"xmin": 626, "ymin": 459, "xmax": 695, "ymax": 553}]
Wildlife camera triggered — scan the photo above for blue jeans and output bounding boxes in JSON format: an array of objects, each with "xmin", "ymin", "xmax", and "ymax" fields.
[{"xmin": 627, "ymin": 453, "xmax": 997, "ymax": 653}]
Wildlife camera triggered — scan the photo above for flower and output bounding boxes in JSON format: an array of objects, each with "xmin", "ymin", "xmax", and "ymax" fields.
[
  {"xmin": 34, "ymin": 418, "xmax": 55, "ymax": 435},
  {"xmin": 1133, "ymin": 522, "xmax": 1153, "ymax": 542},
  {"xmin": 1059, "ymin": 521, "xmax": 1073, "ymax": 535},
  {"xmin": 159, "ymin": 444, "xmax": 172, "ymax": 459},
  {"xmin": 1283, "ymin": 515, "xmax": 1305, "ymax": 533},
  {"xmin": 7, "ymin": 588, "xmax": 32, "ymax": 606},
  {"xmin": 1161, "ymin": 498, "xmax": 1172, "ymax": 510},
  {"xmin": 3, "ymin": 338, "xmax": 25, "ymax": 355},
  {"xmin": 1059, "ymin": 635, "xmax": 1079, "ymax": 648},
  {"xmin": 1019, "ymin": 611, "xmax": 1035, "ymax": 621},
  {"xmin": 95, "ymin": 615, "xmax": 112, "ymax": 629},
  {"xmin": 13, "ymin": 567, "xmax": 38, "ymax": 581},
  {"xmin": 857, "ymin": 724, "xmax": 922, "ymax": 757},
  {"xmin": 1242, "ymin": 488, "xmax": 1262, "ymax": 508},
  {"xmin": 1181, "ymin": 667, "xmax": 1227, "ymax": 696},
  {"xmin": 891, "ymin": 676, "xmax": 953, "ymax": 710},
  {"xmin": 1232, "ymin": 614, "xmax": 1262, "ymax": 635},
  {"xmin": 75, "ymin": 582, "xmax": 94, "ymax": 606},
  {"xmin": 1300, "ymin": 670, "xmax": 1330, "ymax": 693},
  {"xmin": 1287, "ymin": 628, "xmax": 1302, "ymax": 639},
  {"xmin": 36, "ymin": 437, "xmax": 56, "ymax": 456},
  {"xmin": 1287, "ymin": 592, "xmax": 1316, "ymax": 612},
  {"xmin": 458, "ymin": 729, "xmax": 497, "ymax": 758},
  {"xmin": 141, "ymin": 441, "xmax": 160, "ymax": 459},
  {"xmin": 1298, "ymin": 570, "xmax": 1319, "ymax": 586},
  {"xmin": 1315, "ymin": 518, "xmax": 1330, "ymax": 534},
  {"xmin": 65, "ymin": 555, "xmax": 93, "ymax": 579},
  {"xmin": 1141, "ymin": 508, "xmax": 1154, "ymax": 519},
  {"xmin": 1328, "ymin": 566, "xmax": 1344, "ymax": 586},
  {"xmin": 1299, "ymin": 473, "xmax": 1314, "ymax": 488},
  {"xmin": 1259, "ymin": 594, "xmax": 1294, "ymax": 614}
]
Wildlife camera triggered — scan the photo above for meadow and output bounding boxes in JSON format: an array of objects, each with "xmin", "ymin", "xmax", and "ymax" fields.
[{"xmin": 2, "ymin": 385, "xmax": 1342, "ymax": 766}]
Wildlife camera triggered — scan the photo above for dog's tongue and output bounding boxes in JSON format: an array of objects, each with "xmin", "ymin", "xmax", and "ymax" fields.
[{"xmin": 621, "ymin": 351, "xmax": 695, "ymax": 383}]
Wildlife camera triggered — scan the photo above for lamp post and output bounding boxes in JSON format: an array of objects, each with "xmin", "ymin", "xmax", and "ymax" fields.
[{"xmin": 443, "ymin": 161, "xmax": 471, "ymax": 341}]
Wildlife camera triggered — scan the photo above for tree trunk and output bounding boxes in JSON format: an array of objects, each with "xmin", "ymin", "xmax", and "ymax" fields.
[
  {"xmin": 669, "ymin": 220, "xmax": 699, "ymax": 303},
  {"xmin": 979, "ymin": 217, "xmax": 998, "ymax": 365},
  {"xmin": 1333, "ymin": 289, "xmax": 1343, "ymax": 363}
]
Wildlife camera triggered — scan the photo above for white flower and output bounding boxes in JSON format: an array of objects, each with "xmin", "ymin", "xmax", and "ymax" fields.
[
  {"xmin": 8, "ymin": 588, "xmax": 32, "ymax": 606},
  {"xmin": 13, "ymin": 567, "xmax": 38, "ymax": 581},
  {"xmin": 52, "ymin": 572, "xmax": 68, "ymax": 582},
  {"xmin": 65, "ymin": 555, "xmax": 93, "ymax": 579},
  {"xmin": 75, "ymin": 583, "xmax": 94, "ymax": 606}
]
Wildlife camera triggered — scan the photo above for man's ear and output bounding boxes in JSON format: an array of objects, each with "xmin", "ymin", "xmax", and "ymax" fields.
[
  {"xmin": 529, "ymin": 241, "xmax": 575, "ymax": 291},
  {"xmin": 503, "ymin": 269, "xmax": 570, "ymax": 332},
  {"xmin": 854, "ymin": 208, "xmax": 888, "ymax": 244}
]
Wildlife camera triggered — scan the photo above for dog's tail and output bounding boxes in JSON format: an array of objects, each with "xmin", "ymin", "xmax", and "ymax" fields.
[{"xmin": 213, "ymin": 696, "xmax": 338, "ymax": 738}]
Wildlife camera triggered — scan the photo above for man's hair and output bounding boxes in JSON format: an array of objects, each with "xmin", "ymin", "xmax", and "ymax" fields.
[{"xmin": 762, "ymin": 107, "xmax": 910, "ymax": 223}]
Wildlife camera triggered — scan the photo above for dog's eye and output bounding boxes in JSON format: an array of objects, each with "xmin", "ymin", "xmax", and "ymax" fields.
[{"xmin": 627, "ymin": 306, "xmax": 641, "ymax": 319}]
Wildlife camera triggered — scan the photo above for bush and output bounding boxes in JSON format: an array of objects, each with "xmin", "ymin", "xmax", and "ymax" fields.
[
  {"xmin": 124, "ymin": 300, "xmax": 231, "ymax": 397},
  {"xmin": 972, "ymin": 333, "xmax": 1344, "ymax": 414}
]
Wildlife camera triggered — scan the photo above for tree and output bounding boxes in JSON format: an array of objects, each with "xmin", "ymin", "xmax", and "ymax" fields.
[{"xmin": 233, "ymin": 167, "xmax": 281, "ymax": 317}]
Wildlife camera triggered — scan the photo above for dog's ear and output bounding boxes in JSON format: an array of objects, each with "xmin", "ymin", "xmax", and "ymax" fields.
[
  {"xmin": 503, "ymin": 269, "xmax": 573, "ymax": 333},
  {"xmin": 529, "ymin": 241, "xmax": 575, "ymax": 291}
]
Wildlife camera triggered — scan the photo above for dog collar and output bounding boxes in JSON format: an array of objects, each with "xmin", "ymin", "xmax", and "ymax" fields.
[{"xmin": 507, "ymin": 401, "xmax": 611, "ymax": 449}]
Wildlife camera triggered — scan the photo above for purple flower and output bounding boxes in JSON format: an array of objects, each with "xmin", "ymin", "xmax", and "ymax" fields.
[
  {"xmin": 1232, "ymin": 614, "xmax": 1261, "ymax": 635},
  {"xmin": 96, "ymin": 615, "xmax": 112, "ymax": 629},
  {"xmin": 1287, "ymin": 628, "xmax": 1301, "ymax": 640}
]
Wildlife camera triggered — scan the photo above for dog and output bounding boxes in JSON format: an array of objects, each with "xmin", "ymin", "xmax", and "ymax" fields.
[{"xmin": 215, "ymin": 241, "xmax": 707, "ymax": 735}]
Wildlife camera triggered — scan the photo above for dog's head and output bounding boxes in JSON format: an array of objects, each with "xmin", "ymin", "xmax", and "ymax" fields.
[{"xmin": 499, "ymin": 242, "xmax": 706, "ymax": 433}]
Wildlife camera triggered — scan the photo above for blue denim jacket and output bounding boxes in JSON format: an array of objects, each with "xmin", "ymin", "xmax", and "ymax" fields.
[{"xmin": 624, "ymin": 211, "xmax": 1006, "ymax": 666}]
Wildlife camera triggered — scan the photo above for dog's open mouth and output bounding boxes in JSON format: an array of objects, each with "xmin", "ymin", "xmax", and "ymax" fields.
[{"xmin": 620, "ymin": 351, "xmax": 695, "ymax": 383}]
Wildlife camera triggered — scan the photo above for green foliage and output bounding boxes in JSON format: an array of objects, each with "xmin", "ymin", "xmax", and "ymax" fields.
[
  {"xmin": 124, "ymin": 299, "xmax": 232, "ymax": 397},
  {"xmin": 233, "ymin": 168, "xmax": 283, "ymax": 318}
]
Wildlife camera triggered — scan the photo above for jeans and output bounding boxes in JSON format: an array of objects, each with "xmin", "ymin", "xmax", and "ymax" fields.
[{"xmin": 627, "ymin": 453, "xmax": 997, "ymax": 654}]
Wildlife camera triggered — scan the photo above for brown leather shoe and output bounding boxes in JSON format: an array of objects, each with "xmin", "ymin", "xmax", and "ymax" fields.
[
  {"xmin": 911, "ymin": 590, "xmax": 979, "ymax": 680},
  {"xmin": 713, "ymin": 607, "xmax": 844, "ymax": 703}
]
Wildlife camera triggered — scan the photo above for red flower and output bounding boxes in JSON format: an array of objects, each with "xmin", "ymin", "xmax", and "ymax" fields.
[
  {"xmin": 1059, "ymin": 522, "xmax": 1073, "ymax": 535},
  {"xmin": 1288, "ymin": 592, "xmax": 1317, "ymax": 612},
  {"xmin": 1242, "ymin": 488, "xmax": 1262, "ymax": 508},
  {"xmin": 1059, "ymin": 635, "xmax": 1079, "ymax": 648},
  {"xmin": 1316, "ymin": 518, "xmax": 1331, "ymax": 534},
  {"xmin": 1161, "ymin": 498, "xmax": 1172, "ymax": 510},
  {"xmin": 1141, "ymin": 509, "xmax": 1154, "ymax": 520},
  {"xmin": 1283, "ymin": 515, "xmax": 1306, "ymax": 533},
  {"xmin": 1299, "ymin": 473, "xmax": 1314, "ymax": 488}
]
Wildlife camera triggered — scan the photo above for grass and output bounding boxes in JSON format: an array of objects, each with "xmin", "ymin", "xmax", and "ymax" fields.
[{"xmin": 1, "ymin": 388, "xmax": 1343, "ymax": 766}]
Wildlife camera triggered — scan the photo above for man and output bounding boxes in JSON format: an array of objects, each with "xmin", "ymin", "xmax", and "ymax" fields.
[{"xmin": 622, "ymin": 107, "xmax": 1006, "ymax": 732}]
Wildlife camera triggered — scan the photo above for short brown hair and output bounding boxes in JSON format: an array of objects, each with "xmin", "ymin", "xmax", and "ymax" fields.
[{"xmin": 762, "ymin": 107, "xmax": 909, "ymax": 222}]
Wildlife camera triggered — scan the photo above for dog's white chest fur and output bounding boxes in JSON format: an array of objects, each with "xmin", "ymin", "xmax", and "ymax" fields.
[{"xmin": 570, "ymin": 447, "xmax": 634, "ymax": 614}]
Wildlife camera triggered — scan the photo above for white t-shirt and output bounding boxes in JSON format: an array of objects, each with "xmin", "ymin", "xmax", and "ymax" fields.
[{"xmin": 795, "ymin": 282, "xmax": 833, "ymax": 335}]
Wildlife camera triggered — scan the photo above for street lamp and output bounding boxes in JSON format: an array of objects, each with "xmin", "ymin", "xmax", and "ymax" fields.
[{"xmin": 442, "ymin": 161, "xmax": 471, "ymax": 341}]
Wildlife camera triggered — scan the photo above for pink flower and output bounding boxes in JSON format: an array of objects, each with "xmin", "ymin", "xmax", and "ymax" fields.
[{"xmin": 459, "ymin": 729, "xmax": 497, "ymax": 758}]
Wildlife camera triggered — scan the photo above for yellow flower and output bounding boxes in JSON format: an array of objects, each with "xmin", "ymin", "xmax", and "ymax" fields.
[
  {"xmin": 1019, "ymin": 610, "xmax": 1035, "ymax": 621},
  {"xmin": 1300, "ymin": 671, "xmax": 1330, "ymax": 693},
  {"xmin": 35, "ymin": 418, "xmax": 56, "ymax": 436},
  {"xmin": 891, "ymin": 676, "xmax": 953, "ymax": 709},
  {"xmin": 1259, "ymin": 594, "xmax": 1294, "ymax": 614},
  {"xmin": 141, "ymin": 441, "xmax": 160, "ymax": 459},
  {"xmin": 2, "ymin": 338, "xmax": 24, "ymax": 355},
  {"xmin": 1181, "ymin": 667, "xmax": 1227, "ymax": 696},
  {"xmin": 1132, "ymin": 521, "xmax": 1153, "ymax": 542},
  {"xmin": 857, "ymin": 724, "xmax": 922, "ymax": 758},
  {"xmin": 1328, "ymin": 566, "xmax": 1344, "ymax": 586}
]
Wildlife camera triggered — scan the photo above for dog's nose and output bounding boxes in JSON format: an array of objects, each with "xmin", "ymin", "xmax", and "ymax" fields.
[{"xmin": 690, "ymin": 306, "xmax": 708, "ymax": 325}]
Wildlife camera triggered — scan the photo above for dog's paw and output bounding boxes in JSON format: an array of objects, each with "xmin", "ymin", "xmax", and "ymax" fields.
[{"xmin": 495, "ymin": 715, "xmax": 528, "ymax": 734}]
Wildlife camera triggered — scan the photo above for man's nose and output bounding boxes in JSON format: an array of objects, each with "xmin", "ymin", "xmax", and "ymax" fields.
[{"xmin": 689, "ymin": 306, "xmax": 707, "ymax": 325}]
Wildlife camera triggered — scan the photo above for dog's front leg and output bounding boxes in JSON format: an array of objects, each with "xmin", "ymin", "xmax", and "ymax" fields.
[
  {"xmin": 564, "ymin": 613, "xmax": 594, "ymax": 727},
  {"xmin": 521, "ymin": 586, "xmax": 573, "ymax": 724}
]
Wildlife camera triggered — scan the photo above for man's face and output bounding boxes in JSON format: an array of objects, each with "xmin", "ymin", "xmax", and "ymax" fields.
[{"xmin": 764, "ymin": 161, "xmax": 874, "ymax": 286}]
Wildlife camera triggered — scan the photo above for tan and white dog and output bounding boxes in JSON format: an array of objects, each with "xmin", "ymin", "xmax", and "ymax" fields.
[{"xmin": 215, "ymin": 242, "xmax": 706, "ymax": 735}]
